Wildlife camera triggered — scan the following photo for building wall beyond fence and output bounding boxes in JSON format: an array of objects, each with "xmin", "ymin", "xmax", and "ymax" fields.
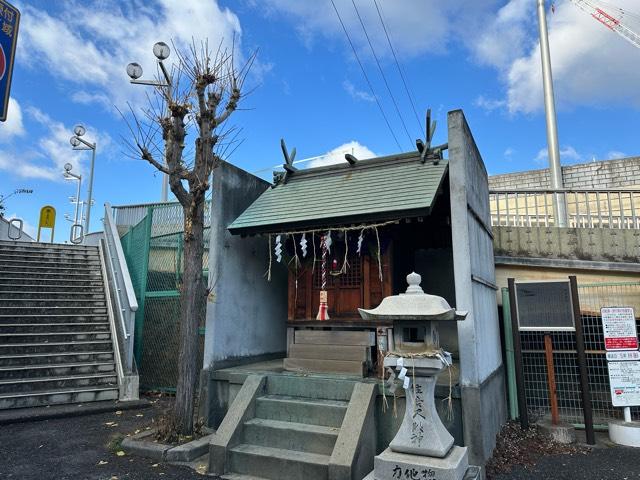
[{"xmin": 489, "ymin": 156, "xmax": 640, "ymax": 190}]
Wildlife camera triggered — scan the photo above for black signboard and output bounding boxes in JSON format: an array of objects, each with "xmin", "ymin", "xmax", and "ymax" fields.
[{"xmin": 515, "ymin": 280, "xmax": 575, "ymax": 331}]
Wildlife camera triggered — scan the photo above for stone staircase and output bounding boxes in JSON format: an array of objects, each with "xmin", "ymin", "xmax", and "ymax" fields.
[
  {"xmin": 212, "ymin": 375, "xmax": 376, "ymax": 480},
  {"xmin": 0, "ymin": 240, "xmax": 118, "ymax": 409}
]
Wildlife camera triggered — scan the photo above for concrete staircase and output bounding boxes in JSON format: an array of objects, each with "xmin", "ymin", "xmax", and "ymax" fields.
[
  {"xmin": 211, "ymin": 375, "xmax": 376, "ymax": 480},
  {"xmin": 0, "ymin": 240, "xmax": 118, "ymax": 409}
]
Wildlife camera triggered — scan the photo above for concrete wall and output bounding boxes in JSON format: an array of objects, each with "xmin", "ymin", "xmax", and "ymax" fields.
[
  {"xmin": 203, "ymin": 161, "xmax": 288, "ymax": 370},
  {"xmin": 489, "ymin": 156, "xmax": 640, "ymax": 190},
  {"xmin": 494, "ymin": 225, "xmax": 640, "ymax": 264},
  {"xmin": 0, "ymin": 216, "xmax": 34, "ymax": 242},
  {"xmin": 448, "ymin": 110, "xmax": 507, "ymax": 465}
]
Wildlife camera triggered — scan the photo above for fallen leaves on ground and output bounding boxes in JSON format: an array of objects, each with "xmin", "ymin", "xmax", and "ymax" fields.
[
  {"xmin": 485, "ymin": 421, "xmax": 590, "ymax": 479},
  {"xmin": 115, "ymin": 451, "xmax": 126, "ymax": 457},
  {"xmin": 97, "ymin": 460, "xmax": 108, "ymax": 466}
]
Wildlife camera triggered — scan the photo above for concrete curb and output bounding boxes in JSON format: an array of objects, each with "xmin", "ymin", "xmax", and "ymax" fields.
[
  {"xmin": 122, "ymin": 428, "xmax": 215, "ymax": 462},
  {"xmin": 0, "ymin": 399, "xmax": 151, "ymax": 425}
]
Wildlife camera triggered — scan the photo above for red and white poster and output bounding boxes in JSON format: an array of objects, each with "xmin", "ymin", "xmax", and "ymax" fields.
[{"xmin": 601, "ymin": 307, "xmax": 638, "ymax": 351}]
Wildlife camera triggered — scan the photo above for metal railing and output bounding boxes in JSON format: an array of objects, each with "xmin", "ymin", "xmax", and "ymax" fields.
[
  {"xmin": 490, "ymin": 189, "xmax": 640, "ymax": 229},
  {"xmin": 102, "ymin": 203, "xmax": 138, "ymax": 372}
]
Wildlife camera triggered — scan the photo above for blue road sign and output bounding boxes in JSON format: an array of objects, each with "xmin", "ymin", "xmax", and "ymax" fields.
[{"xmin": 0, "ymin": 0, "xmax": 19, "ymax": 122}]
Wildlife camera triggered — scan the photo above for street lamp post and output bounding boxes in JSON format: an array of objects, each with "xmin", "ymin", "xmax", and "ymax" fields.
[
  {"xmin": 63, "ymin": 163, "xmax": 82, "ymax": 233},
  {"xmin": 126, "ymin": 41, "xmax": 172, "ymax": 202},
  {"xmin": 69, "ymin": 125, "xmax": 97, "ymax": 234}
]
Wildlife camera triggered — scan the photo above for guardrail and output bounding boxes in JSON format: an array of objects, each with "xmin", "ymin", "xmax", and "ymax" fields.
[
  {"xmin": 490, "ymin": 189, "xmax": 640, "ymax": 229},
  {"xmin": 102, "ymin": 203, "xmax": 138, "ymax": 373}
]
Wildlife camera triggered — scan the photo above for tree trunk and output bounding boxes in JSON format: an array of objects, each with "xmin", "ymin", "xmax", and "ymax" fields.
[{"xmin": 173, "ymin": 199, "xmax": 205, "ymax": 435}]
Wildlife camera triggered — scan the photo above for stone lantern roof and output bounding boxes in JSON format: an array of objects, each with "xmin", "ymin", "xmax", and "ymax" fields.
[{"xmin": 358, "ymin": 272, "xmax": 468, "ymax": 321}]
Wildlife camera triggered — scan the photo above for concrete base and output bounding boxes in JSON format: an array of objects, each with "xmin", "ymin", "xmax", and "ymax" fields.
[
  {"xmin": 460, "ymin": 365, "xmax": 507, "ymax": 465},
  {"xmin": 609, "ymin": 420, "xmax": 640, "ymax": 448},
  {"xmin": 364, "ymin": 446, "xmax": 470, "ymax": 480},
  {"xmin": 538, "ymin": 420, "xmax": 576, "ymax": 444}
]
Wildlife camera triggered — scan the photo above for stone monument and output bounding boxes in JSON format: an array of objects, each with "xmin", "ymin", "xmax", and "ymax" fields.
[{"xmin": 359, "ymin": 272, "xmax": 480, "ymax": 480}]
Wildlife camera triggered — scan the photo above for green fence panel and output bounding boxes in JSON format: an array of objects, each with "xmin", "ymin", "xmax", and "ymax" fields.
[{"xmin": 117, "ymin": 201, "xmax": 211, "ymax": 392}]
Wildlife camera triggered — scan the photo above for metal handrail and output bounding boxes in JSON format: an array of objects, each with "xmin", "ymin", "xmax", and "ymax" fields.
[
  {"xmin": 489, "ymin": 189, "xmax": 640, "ymax": 230},
  {"xmin": 7, "ymin": 218, "xmax": 23, "ymax": 240},
  {"xmin": 102, "ymin": 202, "xmax": 138, "ymax": 372}
]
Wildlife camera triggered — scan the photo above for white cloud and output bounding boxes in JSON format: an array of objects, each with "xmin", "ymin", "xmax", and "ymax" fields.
[
  {"xmin": 343, "ymin": 80, "xmax": 374, "ymax": 102},
  {"xmin": 502, "ymin": 0, "xmax": 640, "ymax": 113},
  {"xmin": 19, "ymin": 1, "xmax": 244, "ymax": 111},
  {"xmin": 0, "ymin": 98, "xmax": 25, "ymax": 142},
  {"xmin": 0, "ymin": 108, "xmax": 112, "ymax": 181},
  {"xmin": 504, "ymin": 147, "xmax": 515, "ymax": 159},
  {"xmin": 307, "ymin": 141, "xmax": 376, "ymax": 168},
  {"xmin": 607, "ymin": 150, "xmax": 627, "ymax": 160},
  {"xmin": 534, "ymin": 145, "xmax": 582, "ymax": 166},
  {"xmin": 254, "ymin": 0, "xmax": 495, "ymax": 60},
  {"xmin": 474, "ymin": 95, "xmax": 507, "ymax": 113}
]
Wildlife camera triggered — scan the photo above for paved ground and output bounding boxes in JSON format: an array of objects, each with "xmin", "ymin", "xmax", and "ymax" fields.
[
  {"xmin": 0, "ymin": 397, "xmax": 205, "ymax": 480},
  {"xmin": 491, "ymin": 446, "xmax": 640, "ymax": 480}
]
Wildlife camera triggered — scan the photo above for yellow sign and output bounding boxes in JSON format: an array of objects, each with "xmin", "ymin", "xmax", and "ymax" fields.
[{"xmin": 37, "ymin": 205, "xmax": 56, "ymax": 242}]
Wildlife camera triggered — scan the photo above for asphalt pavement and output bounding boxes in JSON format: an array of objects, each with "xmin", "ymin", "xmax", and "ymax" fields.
[{"xmin": 0, "ymin": 399, "xmax": 206, "ymax": 480}]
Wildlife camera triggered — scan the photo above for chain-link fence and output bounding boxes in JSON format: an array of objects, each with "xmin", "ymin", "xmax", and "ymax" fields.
[
  {"xmin": 506, "ymin": 282, "xmax": 640, "ymax": 427},
  {"xmin": 117, "ymin": 202, "xmax": 211, "ymax": 392}
]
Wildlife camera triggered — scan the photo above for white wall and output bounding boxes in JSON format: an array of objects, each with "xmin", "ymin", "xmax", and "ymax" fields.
[{"xmin": 203, "ymin": 161, "xmax": 287, "ymax": 368}]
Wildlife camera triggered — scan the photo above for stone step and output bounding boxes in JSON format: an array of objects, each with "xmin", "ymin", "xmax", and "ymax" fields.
[
  {"xmin": 228, "ymin": 444, "xmax": 329, "ymax": 480},
  {"xmin": 0, "ymin": 241, "xmax": 98, "ymax": 253},
  {"xmin": 288, "ymin": 344, "xmax": 368, "ymax": 362},
  {"xmin": 0, "ymin": 251, "xmax": 99, "ymax": 261},
  {"xmin": 266, "ymin": 375, "xmax": 355, "ymax": 401},
  {"xmin": 0, "ymin": 264, "xmax": 101, "ymax": 274},
  {"xmin": 0, "ymin": 314, "xmax": 108, "ymax": 323},
  {"xmin": 0, "ymin": 272, "xmax": 102, "ymax": 281},
  {"xmin": 0, "ymin": 340, "xmax": 113, "ymax": 355},
  {"xmin": 0, "ymin": 385, "xmax": 118, "ymax": 410},
  {"xmin": 0, "ymin": 373, "xmax": 117, "ymax": 394},
  {"xmin": 255, "ymin": 395, "xmax": 348, "ymax": 428},
  {"xmin": 0, "ymin": 331, "xmax": 111, "ymax": 344},
  {"xmin": 0, "ymin": 362, "xmax": 115, "ymax": 379},
  {"xmin": 222, "ymin": 474, "xmax": 269, "ymax": 480},
  {"xmin": 0, "ymin": 258, "xmax": 101, "ymax": 269},
  {"xmin": 0, "ymin": 322, "xmax": 110, "ymax": 333},
  {"xmin": 0, "ymin": 299, "xmax": 106, "ymax": 307},
  {"xmin": 243, "ymin": 418, "xmax": 338, "ymax": 456},
  {"xmin": 0, "ymin": 351, "xmax": 114, "ymax": 367},
  {"xmin": 0, "ymin": 279, "xmax": 103, "ymax": 288},
  {"xmin": 0, "ymin": 306, "xmax": 107, "ymax": 315},
  {"xmin": 0, "ymin": 291, "xmax": 106, "ymax": 300},
  {"xmin": 294, "ymin": 330, "xmax": 375, "ymax": 346},
  {"xmin": 283, "ymin": 358, "xmax": 365, "ymax": 376}
]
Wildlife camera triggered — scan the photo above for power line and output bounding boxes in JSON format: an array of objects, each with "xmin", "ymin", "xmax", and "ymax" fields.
[
  {"xmin": 351, "ymin": 0, "xmax": 413, "ymax": 147},
  {"xmin": 329, "ymin": 0, "xmax": 402, "ymax": 151},
  {"xmin": 373, "ymin": 0, "xmax": 424, "ymax": 138}
]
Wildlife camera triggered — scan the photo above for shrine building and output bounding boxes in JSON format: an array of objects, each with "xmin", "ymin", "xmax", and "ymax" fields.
[{"xmin": 200, "ymin": 110, "xmax": 506, "ymax": 469}]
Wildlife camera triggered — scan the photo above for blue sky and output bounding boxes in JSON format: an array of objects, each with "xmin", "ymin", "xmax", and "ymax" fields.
[{"xmin": 1, "ymin": 0, "xmax": 639, "ymax": 239}]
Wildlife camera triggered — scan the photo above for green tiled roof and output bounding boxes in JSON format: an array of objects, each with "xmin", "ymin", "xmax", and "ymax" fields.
[{"xmin": 228, "ymin": 152, "xmax": 448, "ymax": 235}]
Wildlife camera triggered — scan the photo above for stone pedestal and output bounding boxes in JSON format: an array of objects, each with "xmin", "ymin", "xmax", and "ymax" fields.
[{"xmin": 384, "ymin": 357, "xmax": 453, "ymax": 457}]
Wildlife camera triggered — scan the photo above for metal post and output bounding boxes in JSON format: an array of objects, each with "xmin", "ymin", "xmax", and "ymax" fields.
[
  {"xmin": 73, "ymin": 176, "xmax": 82, "ymax": 227},
  {"xmin": 502, "ymin": 288, "xmax": 519, "ymax": 420},
  {"xmin": 508, "ymin": 278, "xmax": 529, "ymax": 429},
  {"xmin": 544, "ymin": 334, "xmax": 560, "ymax": 425},
  {"xmin": 85, "ymin": 145, "xmax": 96, "ymax": 234},
  {"xmin": 569, "ymin": 275, "xmax": 596, "ymax": 445},
  {"xmin": 537, "ymin": 0, "xmax": 566, "ymax": 226}
]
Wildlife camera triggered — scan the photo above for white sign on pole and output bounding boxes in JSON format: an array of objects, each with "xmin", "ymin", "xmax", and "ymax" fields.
[
  {"xmin": 607, "ymin": 351, "xmax": 640, "ymax": 362},
  {"xmin": 601, "ymin": 307, "xmax": 638, "ymax": 351},
  {"xmin": 608, "ymin": 361, "xmax": 640, "ymax": 407}
]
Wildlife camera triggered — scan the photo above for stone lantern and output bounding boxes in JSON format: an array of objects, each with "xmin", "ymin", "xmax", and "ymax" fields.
[{"xmin": 359, "ymin": 272, "xmax": 479, "ymax": 480}]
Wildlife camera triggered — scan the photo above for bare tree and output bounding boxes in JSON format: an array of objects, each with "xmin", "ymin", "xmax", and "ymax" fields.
[{"xmin": 123, "ymin": 40, "xmax": 254, "ymax": 435}]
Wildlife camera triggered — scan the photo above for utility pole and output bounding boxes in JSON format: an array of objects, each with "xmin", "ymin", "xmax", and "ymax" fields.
[{"xmin": 537, "ymin": 0, "xmax": 567, "ymax": 227}]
